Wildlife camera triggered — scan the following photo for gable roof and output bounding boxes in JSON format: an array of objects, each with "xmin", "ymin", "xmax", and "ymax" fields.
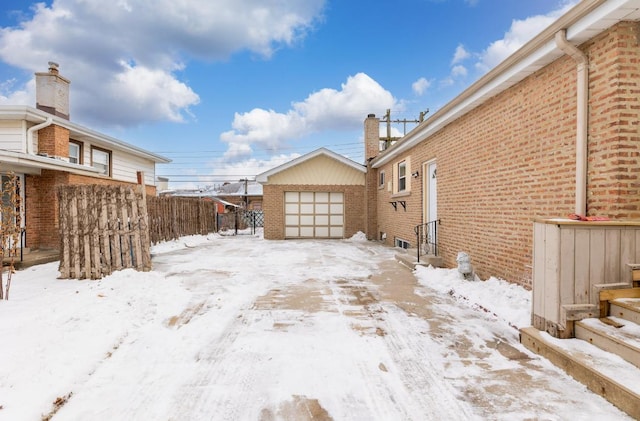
[
  {"xmin": 256, "ymin": 147, "xmax": 365, "ymax": 183},
  {"xmin": 0, "ymin": 105, "xmax": 170, "ymax": 164},
  {"xmin": 372, "ymin": 0, "xmax": 640, "ymax": 168}
]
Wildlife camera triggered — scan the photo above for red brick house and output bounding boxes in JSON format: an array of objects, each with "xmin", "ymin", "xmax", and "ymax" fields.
[
  {"xmin": 364, "ymin": 0, "xmax": 640, "ymax": 287},
  {"xmin": 0, "ymin": 63, "xmax": 170, "ymax": 253}
]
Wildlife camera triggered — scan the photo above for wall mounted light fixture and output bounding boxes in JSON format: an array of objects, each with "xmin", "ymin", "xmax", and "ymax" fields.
[{"xmin": 412, "ymin": 171, "xmax": 419, "ymax": 178}]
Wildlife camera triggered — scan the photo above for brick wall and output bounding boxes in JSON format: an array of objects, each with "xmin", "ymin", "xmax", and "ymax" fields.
[
  {"xmin": 372, "ymin": 22, "xmax": 640, "ymax": 287},
  {"xmin": 37, "ymin": 125, "xmax": 70, "ymax": 157},
  {"xmin": 585, "ymin": 21, "xmax": 640, "ymax": 217},
  {"xmin": 263, "ymin": 184, "xmax": 365, "ymax": 240}
]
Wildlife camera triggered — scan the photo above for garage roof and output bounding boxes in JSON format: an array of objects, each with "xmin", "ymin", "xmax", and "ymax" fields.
[{"xmin": 256, "ymin": 148, "xmax": 366, "ymax": 183}]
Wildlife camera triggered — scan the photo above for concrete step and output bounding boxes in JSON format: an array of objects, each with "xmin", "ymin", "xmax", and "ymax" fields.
[
  {"xmin": 395, "ymin": 250, "xmax": 443, "ymax": 270},
  {"xmin": 520, "ymin": 326, "xmax": 640, "ymax": 420},
  {"xmin": 610, "ymin": 298, "xmax": 640, "ymax": 325},
  {"xmin": 5, "ymin": 249, "xmax": 60, "ymax": 270},
  {"xmin": 575, "ymin": 317, "xmax": 640, "ymax": 370}
]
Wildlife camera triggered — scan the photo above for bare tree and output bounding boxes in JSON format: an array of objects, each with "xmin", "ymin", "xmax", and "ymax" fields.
[{"xmin": 0, "ymin": 173, "xmax": 22, "ymax": 300}]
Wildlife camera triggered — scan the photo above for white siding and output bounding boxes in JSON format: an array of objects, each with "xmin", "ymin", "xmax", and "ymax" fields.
[
  {"xmin": 76, "ymin": 140, "xmax": 157, "ymax": 185},
  {"xmin": 111, "ymin": 150, "xmax": 156, "ymax": 185},
  {"xmin": 268, "ymin": 155, "xmax": 365, "ymax": 185},
  {"xmin": 0, "ymin": 120, "xmax": 26, "ymax": 152}
]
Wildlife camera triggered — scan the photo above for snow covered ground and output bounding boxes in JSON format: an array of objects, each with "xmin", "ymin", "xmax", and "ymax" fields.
[{"xmin": 0, "ymin": 231, "xmax": 632, "ymax": 420}]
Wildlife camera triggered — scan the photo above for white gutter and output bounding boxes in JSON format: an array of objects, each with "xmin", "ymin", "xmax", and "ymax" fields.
[
  {"xmin": 25, "ymin": 116, "xmax": 53, "ymax": 155},
  {"xmin": 555, "ymin": 29, "xmax": 589, "ymax": 215}
]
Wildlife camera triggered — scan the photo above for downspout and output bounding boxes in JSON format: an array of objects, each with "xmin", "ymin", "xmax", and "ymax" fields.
[
  {"xmin": 26, "ymin": 116, "xmax": 53, "ymax": 155},
  {"xmin": 555, "ymin": 29, "xmax": 588, "ymax": 215}
]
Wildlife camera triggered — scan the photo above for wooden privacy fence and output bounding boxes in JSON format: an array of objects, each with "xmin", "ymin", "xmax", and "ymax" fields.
[
  {"xmin": 58, "ymin": 186, "xmax": 218, "ymax": 280},
  {"xmin": 58, "ymin": 185, "xmax": 151, "ymax": 279},
  {"xmin": 147, "ymin": 196, "xmax": 217, "ymax": 244}
]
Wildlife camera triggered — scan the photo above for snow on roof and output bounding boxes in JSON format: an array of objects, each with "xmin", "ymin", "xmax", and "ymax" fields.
[{"xmin": 212, "ymin": 181, "xmax": 263, "ymax": 196}]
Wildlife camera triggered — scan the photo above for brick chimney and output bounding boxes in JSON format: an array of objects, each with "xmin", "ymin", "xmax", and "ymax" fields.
[
  {"xmin": 35, "ymin": 62, "xmax": 70, "ymax": 120},
  {"xmin": 364, "ymin": 113, "xmax": 380, "ymax": 241},
  {"xmin": 364, "ymin": 113, "xmax": 380, "ymax": 161}
]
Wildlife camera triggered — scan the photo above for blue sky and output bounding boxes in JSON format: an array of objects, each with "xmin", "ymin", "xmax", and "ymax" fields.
[{"xmin": 0, "ymin": 0, "xmax": 578, "ymax": 188}]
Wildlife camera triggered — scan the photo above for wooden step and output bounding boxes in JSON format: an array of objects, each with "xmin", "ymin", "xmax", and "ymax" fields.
[
  {"xmin": 610, "ymin": 298, "xmax": 640, "ymax": 325},
  {"xmin": 599, "ymin": 287, "xmax": 640, "ymax": 318},
  {"xmin": 520, "ymin": 326, "xmax": 640, "ymax": 420},
  {"xmin": 575, "ymin": 317, "xmax": 640, "ymax": 369}
]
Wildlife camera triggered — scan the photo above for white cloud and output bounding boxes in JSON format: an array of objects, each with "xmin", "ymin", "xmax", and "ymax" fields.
[
  {"xmin": 439, "ymin": 77, "xmax": 454, "ymax": 88},
  {"xmin": 164, "ymin": 153, "xmax": 302, "ymax": 190},
  {"xmin": 218, "ymin": 153, "xmax": 302, "ymax": 178},
  {"xmin": 451, "ymin": 65, "xmax": 467, "ymax": 78},
  {"xmin": 220, "ymin": 73, "xmax": 397, "ymax": 159},
  {"xmin": 451, "ymin": 44, "xmax": 470, "ymax": 65},
  {"xmin": 412, "ymin": 77, "xmax": 432, "ymax": 96},
  {"xmin": 475, "ymin": 1, "xmax": 578, "ymax": 72},
  {"xmin": 0, "ymin": 78, "xmax": 34, "ymax": 105},
  {"xmin": 0, "ymin": 0, "xmax": 325, "ymax": 126}
]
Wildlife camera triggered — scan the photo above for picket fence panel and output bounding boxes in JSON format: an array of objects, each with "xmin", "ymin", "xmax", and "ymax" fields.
[
  {"xmin": 58, "ymin": 186, "xmax": 217, "ymax": 279},
  {"xmin": 58, "ymin": 185, "xmax": 150, "ymax": 279}
]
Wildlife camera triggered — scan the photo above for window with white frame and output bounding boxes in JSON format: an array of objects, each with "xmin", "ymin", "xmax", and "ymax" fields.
[
  {"xmin": 395, "ymin": 237, "xmax": 410, "ymax": 249},
  {"xmin": 91, "ymin": 147, "xmax": 111, "ymax": 176},
  {"xmin": 379, "ymin": 170, "xmax": 385, "ymax": 188},
  {"xmin": 398, "ymin": 160, "xmax": 407, "ymax": 192},
  {"xmin": 69, "ymin": 141, "xmax": 82, "ymax": 164}
]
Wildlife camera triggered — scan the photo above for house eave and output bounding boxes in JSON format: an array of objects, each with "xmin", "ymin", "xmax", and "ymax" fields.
[
  {"xmin": 0, "ymin": 149, "xmax": 102, "ymax": 176},
  {"xmin": 371, "ymin": 0, "xmax": 640, "ymax": 168},
  {"xmin": 0, "ymin": 105, "xmax": 171, "ymax": 164}
]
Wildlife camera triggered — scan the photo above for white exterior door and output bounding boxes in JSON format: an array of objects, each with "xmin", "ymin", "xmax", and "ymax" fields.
[
  {"xmin": 284, "ymin": 191, "xmax": 344, "ymax": 238},
  {"xmin": 423, "ymin": 161, "xmax": 437, "ymax": 223}
]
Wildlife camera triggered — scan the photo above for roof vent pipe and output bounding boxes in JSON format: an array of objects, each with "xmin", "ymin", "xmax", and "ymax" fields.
[{"xmin": 555, "ymin": 29, "xmax": 588, "ymax": 216}]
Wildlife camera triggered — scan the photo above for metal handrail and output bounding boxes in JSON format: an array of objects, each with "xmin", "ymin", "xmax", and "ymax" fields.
[{"xmin": 414, "ymin": 219, "xmax": 440, "ymax": 263}]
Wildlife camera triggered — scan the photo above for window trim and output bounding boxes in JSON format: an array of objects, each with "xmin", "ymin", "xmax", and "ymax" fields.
[
  {"xmin": 379, "ymin": 170, "xmax": 385, "ymax": 189},
  {"xmin": 395, "ymin": 237, "xmax": 410, "ymax": 249},
  {"xmin": 392, "ymin": 157, "xmax": 411, "ymax": 195},
  {"xmin": 69, "ymin": 140, "xmax": 83, "ymax": 165},
  {"xmin": 398, "ymin": 160, "xmax": 407, "ymax": 192},
  {"xmin": 91, "ymin": 146, "xmax": 112, "ymax": 177}
]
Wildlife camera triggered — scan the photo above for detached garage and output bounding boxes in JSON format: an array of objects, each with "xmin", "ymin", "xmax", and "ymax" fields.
[{"xmin": 256, "ymin": 148, "xmax": 366, "ymax": 240}]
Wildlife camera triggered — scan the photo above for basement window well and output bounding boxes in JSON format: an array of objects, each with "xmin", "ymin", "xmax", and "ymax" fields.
[{"xmin": 395, "ymin": 238, "xmax": 410, "ymax": 249}]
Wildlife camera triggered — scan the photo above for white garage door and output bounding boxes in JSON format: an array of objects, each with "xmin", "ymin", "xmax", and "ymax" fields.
[{"xmin": 284, "ymin": 191, "xmax": 344, "ymax": 238}]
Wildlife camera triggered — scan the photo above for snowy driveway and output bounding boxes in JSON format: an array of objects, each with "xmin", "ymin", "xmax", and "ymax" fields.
[{"xmin": 1, "ymin": 233, "xmax": 631, "ymax": 420}]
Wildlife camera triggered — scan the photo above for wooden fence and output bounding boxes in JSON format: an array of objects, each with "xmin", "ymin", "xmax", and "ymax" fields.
[
  {"xmin": 147, "ymin": 196, "xmax": 217, "ymax": 244},
  {"xmin": 58, "ymin": 186, "xmax": 218, "ymax": 279},
  {"xmin": 58, "ymin": 185, "xmax": 151, "ymax": 279}
]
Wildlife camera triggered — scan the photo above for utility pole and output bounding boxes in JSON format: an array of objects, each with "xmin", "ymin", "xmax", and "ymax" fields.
[
  {"xmin": 379, "ymin": 108, "xmax": 429, "ymax": 150},
  {"xmin": 242, "ymin": 178, "xmax": 248, "ymax": 208}
]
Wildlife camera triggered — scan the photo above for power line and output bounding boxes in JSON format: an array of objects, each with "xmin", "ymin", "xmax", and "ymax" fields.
[{"xmin": 152, "ymin": 141, "xmax": 364, "ymax": 155}]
